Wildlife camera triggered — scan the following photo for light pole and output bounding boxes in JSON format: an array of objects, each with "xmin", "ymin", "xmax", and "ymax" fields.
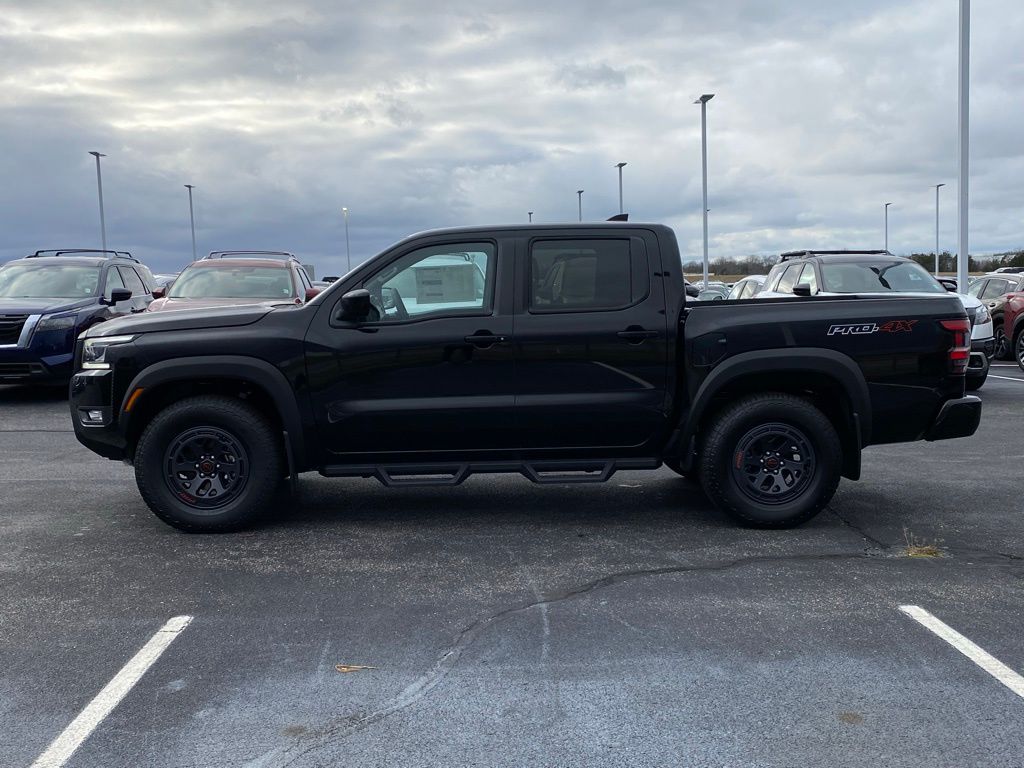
[
  {"xmin": 528, "ymin": 211, "xmax": 533, "ymax": 222},
  {"xmin": 934, "ymin": 184, "xmax": 945, "ymax": 275},
  {"xmin": 342, "ymin": 207, "xmax": 351, "ymax": 272},
  {"xmin": 884, "ymin": 202, "xmax": 893, "ymax": 252},
  {"xmin": 577, "ymin": 190, "xmax": 583, "ymax": 222},
  {"xmin": 695, "ymin": 94, "xmax": 714, "ymax": 288},
  {"xmin": 184, "ymin": 184, "xmax": 197, "ymax": 261},
  {"xmin": 956, "ymin": 0, "xmax": 970, "ymax": 294},
  {"xmin": 88, "ymin": 151, "xmax": 107, "ymax": 252},
  {"xmin": 615, "ymin": 162, "xmax": 627, "ymax": 214}
]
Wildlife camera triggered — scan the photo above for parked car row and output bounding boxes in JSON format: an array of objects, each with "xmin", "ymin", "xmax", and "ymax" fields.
[{"xmin": 0, "ymin": 248, "xmax": 319, "ymax": 385}]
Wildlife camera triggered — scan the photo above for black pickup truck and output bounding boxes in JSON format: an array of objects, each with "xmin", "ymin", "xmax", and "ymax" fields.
[{"xmin": 69, "ymin": 224, "xmax": 981, "ymax": 532}]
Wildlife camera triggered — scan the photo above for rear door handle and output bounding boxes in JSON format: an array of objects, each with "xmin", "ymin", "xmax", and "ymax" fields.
[
  {"xmin": 464, "ymin": 333, "xmax": 507, "ymax": 348},
  {"xmin": 617, "ymin": 328, "xmax": 659, "ymax": 344}
]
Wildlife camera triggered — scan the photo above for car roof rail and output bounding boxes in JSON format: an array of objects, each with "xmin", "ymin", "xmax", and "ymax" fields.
[
  {"xmin": 202, "ymin": 250, "xmax": 299, "ymax": 261},
  {"xmin": 779, "ymin": 249, "xmax": 892, "ymax": 262},
  {"xmin": 27, "ymin": 248, "xmax": 138, "ymax": 262}
]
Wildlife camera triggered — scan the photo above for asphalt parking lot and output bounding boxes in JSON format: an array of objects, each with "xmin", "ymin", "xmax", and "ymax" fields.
[{"xmin": 2, "ymin": 368, "xmax": 1023, "ymax": 767}]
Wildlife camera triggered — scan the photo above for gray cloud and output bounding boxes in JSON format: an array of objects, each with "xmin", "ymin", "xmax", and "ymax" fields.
[{"xmin": 0, "ymin": 0, "xmax": 1021, "ymax": 277}]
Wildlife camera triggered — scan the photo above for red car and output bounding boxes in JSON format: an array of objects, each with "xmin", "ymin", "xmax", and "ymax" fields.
[
  {"xmin": 1005, "ymin": 290, "xmax": 1024, "ymax": 371},
  {"xmin": 149, "ymin": 256, "xmax": 319, "ymax": 312}
]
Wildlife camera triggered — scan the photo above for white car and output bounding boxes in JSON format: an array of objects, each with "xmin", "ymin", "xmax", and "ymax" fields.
[
  {"xmin": 728, "ymin": 274, "xmax": 767, "ymax": 300},
  {"xmin": 757, "ymin": 251, "xmax": 994, "ymax": 390}
]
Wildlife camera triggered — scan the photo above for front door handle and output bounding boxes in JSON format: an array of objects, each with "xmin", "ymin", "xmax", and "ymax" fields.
[
  {"xmin": 617, "ymin": 327, "xmax": 659, "ymax": 344},
  {"xmin": 464, "ymin": 332, "xmax": 507, "ymax": 348}
]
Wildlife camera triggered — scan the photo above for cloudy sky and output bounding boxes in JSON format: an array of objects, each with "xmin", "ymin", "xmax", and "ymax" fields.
[{"xmin": 1, "ymin": 0, "xmax": 1021, "ymax": 275}]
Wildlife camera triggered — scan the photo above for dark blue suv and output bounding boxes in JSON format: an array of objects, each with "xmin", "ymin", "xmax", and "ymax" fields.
[{"xmin": 0, "ymin": 250, "xmax": 157, "ymax": 384}]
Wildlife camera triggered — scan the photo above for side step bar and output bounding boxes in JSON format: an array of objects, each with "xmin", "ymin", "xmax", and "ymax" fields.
[{"xmin": 321, "ymin": 458, "xmax": 660, "ymax": 488}]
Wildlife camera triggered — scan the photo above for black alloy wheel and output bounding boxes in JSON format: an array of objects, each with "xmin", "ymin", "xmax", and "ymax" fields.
[
  {"xmin": 163, "ymin": 426, "xmax": 249, "ymax": 509},
  {"xmin": 993, "ymin": 326, "xmax": 1009, "ymax": 360},
  {"xmin": 730, "ymin": 423, "xmax": 815, "ymax": 506}
]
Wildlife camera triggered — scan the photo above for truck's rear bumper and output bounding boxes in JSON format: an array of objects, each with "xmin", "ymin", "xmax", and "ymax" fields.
[{"xmin": 925, "ymin": 395, "xmax": 982, "ymax": 441}]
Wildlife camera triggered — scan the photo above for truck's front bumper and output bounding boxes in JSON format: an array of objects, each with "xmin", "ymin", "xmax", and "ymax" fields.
[
  {"xmin": 925, "ymin": 395, "xmax": 982, "ymax": 441},
  {"xmin": 69, "ymin": 368, "xmax": 128, "ymax": 461}
]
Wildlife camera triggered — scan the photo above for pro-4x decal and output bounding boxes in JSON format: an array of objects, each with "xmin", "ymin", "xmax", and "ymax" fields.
[{"xmin": 828, "ymin": 320, "xmax": 917, "ymax": 336}]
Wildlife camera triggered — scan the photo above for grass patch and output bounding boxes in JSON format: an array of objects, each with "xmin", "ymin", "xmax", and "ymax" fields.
[{"xmin": 902, "ymin": 527, "xmax": 944, "ymax": 558}]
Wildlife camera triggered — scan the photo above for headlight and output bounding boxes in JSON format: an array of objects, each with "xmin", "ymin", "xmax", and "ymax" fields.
[
  {"xmin": 82, "ymin": 335, "xmax": 135, "ymax": 369},
  {"xmin": 975, "ymin": 304, "xmax": 990, "ymax": 325},
  {"xmin": 35, "ymin": 312, "xmax": 78, "ymax": 332}
]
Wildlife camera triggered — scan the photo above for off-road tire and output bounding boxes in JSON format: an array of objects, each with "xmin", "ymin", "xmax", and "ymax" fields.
[
  {"xmin": 699, "ymin": 393, "xmax": 842, "ymax": 528},
  {"xmin": 135, "ymin": 395, "xmax": 283, "ymax": 532}
]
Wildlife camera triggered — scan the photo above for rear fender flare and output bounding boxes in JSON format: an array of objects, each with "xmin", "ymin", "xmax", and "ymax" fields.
[{"xmin": 677, "ymin": 348, "xmax": 870, "ymax": 475}]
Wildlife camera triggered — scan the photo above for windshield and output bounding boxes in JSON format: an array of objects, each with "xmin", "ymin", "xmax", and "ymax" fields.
[
  {"xmin": 167, "ymin": 266, "xmax": 295, "ymax": 299},
  {"xmin": 820, "ymin": 261, "xmax": 947, "ymax": 294},
  {"xmin": 0, "ymin": 263, "xmax": 100, "ymax": 298}
]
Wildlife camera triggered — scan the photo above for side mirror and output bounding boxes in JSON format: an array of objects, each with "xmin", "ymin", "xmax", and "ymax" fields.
[
  {"xmin": 152, "ymin": 288, "xmax": 165, "ymax": 299},
  {"xmin": 103, "ymin": 287, "xmax": 133, "ymax": 306},
  {"xmin": 793, "ymin": 283, "xmax": 813, "ymax": 297},
  {"xmin": 304, "ymin": 287, "xmax": 321, "ymax": 301},
  {"xmin": 337, "ymin": 289, "xmax": 372, "ymax": 322}
]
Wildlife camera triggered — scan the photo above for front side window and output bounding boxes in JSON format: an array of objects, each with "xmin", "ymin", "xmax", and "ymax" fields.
[
  {"xmin": 820, "ymin": 261, "xmax": 947, "ymax": 294},
  {"xmin": 118, "ymin": 266, "xmax": 146, "ymax": 295},
  {"xmin": 530, "ymin": 239, "xmax": 642, "ymax": 312},
  {"xmin": 981, "ymin": 279, "xmax": 1010, "ymax": 299},
  {"xmin": 776, "ymin": 264, "xmax": 804, "ymax": 294},
  {"xmin": 168, "ymin": 265, "xmax": 296, "ymax": 299},
  {"xmin": 0, "ymin": 263, "xmax": 100, "ymax": 298},
  {"xmin": 967, "ymin": 280, "xmax": 986, "ymax": 297},
  {"xmin": 799, "ymin": 264, "xmax": 818, "ymax": 294},
  {"xmin": 363, "ymin": 243, "xmax": 494, "ymax": 322}
]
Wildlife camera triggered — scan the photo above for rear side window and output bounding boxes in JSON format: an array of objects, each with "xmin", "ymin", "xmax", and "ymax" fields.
[{"xmin": 529, "ymin": 239, "xmax": 646, "ymax": 312}]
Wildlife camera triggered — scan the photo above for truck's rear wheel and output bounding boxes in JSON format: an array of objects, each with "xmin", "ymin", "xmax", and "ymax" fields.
[
  {"xmin": 135, "ymin": 395, "xmax": 282, "ymax": 532},
  {"xmin": 699, "ymin": 394, "xmax": 842, "ymax": 528}
]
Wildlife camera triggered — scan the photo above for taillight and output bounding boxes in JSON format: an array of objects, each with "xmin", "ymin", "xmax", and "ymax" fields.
[{"xmin": 940, "ymin": 318, "xmax": 970, "ymax": 374}]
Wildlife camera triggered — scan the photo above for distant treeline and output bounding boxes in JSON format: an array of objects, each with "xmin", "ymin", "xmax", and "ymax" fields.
[{"xmin": 681, "ymin": 250, "xmax": 1024, "ymax": 277}]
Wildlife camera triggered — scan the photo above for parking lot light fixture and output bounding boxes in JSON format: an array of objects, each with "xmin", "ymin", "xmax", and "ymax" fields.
[
  {"xmin": 884, "ymin": 202, "xmax": 893, "ymax": 252},
  {"xmin": 528, "ymin": 211, "xmax": 533, "ymax": 222},
  {"xmin": 88, "ymin": 151, "xmax": 107, "ymax": 252},
  {"xmin": 695, "ymin": 94, "xmax": 714, "ymax": 288},
  {"xmin": 956, "ymin": 0, "xmax": 970, "ymax": 295},
  {"xmin": 184, "ymin": 185, "xmax": 197, "ymax": 262},
  {"xmin": 577, "ymin": 190, "xmax": 583, "ymax": 222},
  {"xmin": 615, "ymin": 162, "xmax": 627, "ymax": 214},
  {"xmin": 343, "ymin": 207, "xmax": 351, "ymax": 272}
]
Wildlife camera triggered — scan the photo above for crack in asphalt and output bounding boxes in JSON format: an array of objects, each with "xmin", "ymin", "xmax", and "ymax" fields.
[
  {"xmin": 828, "ymin": 507, "xmax": 889, "ymax": 551},
  {"xmin": 272, "ymin": 549, "xmax": 872, "ymax": 766}
]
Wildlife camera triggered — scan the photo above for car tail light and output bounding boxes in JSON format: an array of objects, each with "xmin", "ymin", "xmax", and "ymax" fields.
[{"xmin": 940, "ymin": 318, "xmax": 970, "ymax": 374}]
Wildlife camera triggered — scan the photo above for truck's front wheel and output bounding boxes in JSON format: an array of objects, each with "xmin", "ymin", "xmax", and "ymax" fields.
[
  {"xmin": 699, "ymin": 394, "xmax": 842, "ymax": 528},
  {"xmin": 134, "ymin": 395, "xmax": 283, "ymax": 532}
]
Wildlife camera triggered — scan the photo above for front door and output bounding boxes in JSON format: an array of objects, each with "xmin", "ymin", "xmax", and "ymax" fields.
[
  {"xmin": 305, "ymin": 238, "xmax": 516, "ymax": 459},
  {"xmin": 513, "ymin": 231, "xmax": 669, "ymax": 452}
]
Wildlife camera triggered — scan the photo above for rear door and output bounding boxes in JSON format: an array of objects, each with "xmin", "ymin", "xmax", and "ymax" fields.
[{"xmin": 513, "ymin": 230, "xmax": 668, "ymax": 451}]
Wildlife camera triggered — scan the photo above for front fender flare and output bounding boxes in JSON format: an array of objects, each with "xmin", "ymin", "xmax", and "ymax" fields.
[{"xmin": 120, "ymin": 355, "xmax": 306, "ymax": 469}]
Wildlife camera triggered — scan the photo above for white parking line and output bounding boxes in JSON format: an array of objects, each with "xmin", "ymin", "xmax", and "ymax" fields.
[
  {"xmin": 899, "ymin": 605, "xmax": 1024, "ymax": 700},
  {"xmin": 30, "ymin": 615, "xmax": 193, "ymax": 768},
  {"xmin": 990, "ymin": 375, "xmax": 1024, "ymax": 383}
]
